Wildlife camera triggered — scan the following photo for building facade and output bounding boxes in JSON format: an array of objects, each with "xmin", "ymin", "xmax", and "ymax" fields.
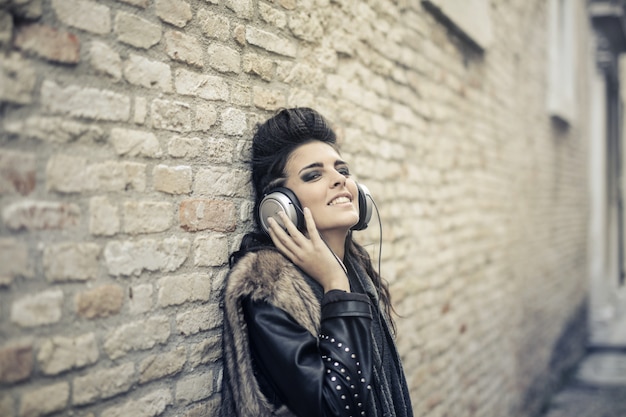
[{"xmin": 0, "ymin": 0, "xmax": 621, "ymax": 417}]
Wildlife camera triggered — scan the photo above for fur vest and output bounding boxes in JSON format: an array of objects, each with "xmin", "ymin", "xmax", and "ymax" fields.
[{"xmin": 221, "ymin": 249, "xmax": 322, "ymax": 417}]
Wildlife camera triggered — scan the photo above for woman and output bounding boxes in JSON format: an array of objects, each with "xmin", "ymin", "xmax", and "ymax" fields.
[{"xmin": 221, "ymin": 108, "xmax": 413, "ymax": 417}]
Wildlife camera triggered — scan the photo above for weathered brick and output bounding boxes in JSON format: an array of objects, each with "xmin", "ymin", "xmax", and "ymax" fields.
[
  {"xmin": 0, "ymin": 343, "xmax": 33, "ymax": 383},
  {"xmin": 2, "ymin": 201, "xmax": 80, "ymax": 231},
  {"xmin": 194, "ymin": 166, "xmax": 250, "ymax": 197},
  {"xmin": 0, "ymin": 150, "xmax": 36, "ymax": 196},
  {"xmin": 43, "ymin": 242, "xmax": 101, "ymax": 282},
  {"xmin": 19, "ymin": 382, "xmax": 69, "ymax": 417},
  {"xmin": 75, "ymin": 284, "xmax": 124, "ymax": 319},
  {"xmin": 245, "ymin": 26, "xmax": 297, "ymax": 57},
  {"xmin": 123, "ymin": 54, "xmax": 172, "ymax": 92},
  {"xmin": 104, "ymin": 236, "xmax": 190, "ymax": 276},
  {"xmin": 89, "ymin": 41, "xmax": 122, "ymax": 80},
  {"xmin": 208, "ymin": 43, "xmax": 241, "ymax": 73},
  {"xmin": 11, "ymin": 290, "xmax": 63, "ymax": 328},
  {"xmin": 288, "ymin": 10, "xmax": 323, "ymax": 42},
  {"xmin": 280, "ymin": 0, "xmax": 298, "ymax": 8},
  {"xmin": 206, "ymin": 138, "xmax": 235, "ymax": 164},
  {"xmin": 231, "ymin": 83, "xmax": 252, "ymax": 106},
  {"xmin": 41, "ymin": 80, "xmax": 130, "ymax": 121},
  {"xmin": 15, "ymin": 23, "xmax": 80, "ymax": 64},
  {"xmin": 104, "ymin": 316, "xmax": 170, "ymax": 359},
  {"xmin": 176, "ymin": 303, "xmax": 222, "ymax": 335},
  {"xmin": 85, "ymin": 161, "xmax": 147, "ymax": 192},
  {"xmin": 259, "ymin": 2, "xmax": 287, "ymax": 28},
  {"xmin": 157, "ymin": 273, "xmax": 212, "ymax": 307},
  {"xmin": 0, "ymin": 10, "xmax": 12, "ymax": 45},
  {"xmin": 134, "ymin": 96, "xmax": 148, "ymax": 124},
  {"xmin": 156, "ymin": 0, "xmax": 192, "ymax": 27},
  {"xmin": 9, "ymin": 0, "xmax": 44, "ymax": 19},
  {"xmin": 129, "ymin": 283, "xmax": 153, "ymax": 314},
  {"xmin": 167, "ymin": 136, "xmax": 203, "ymax": 158},
  {"xmin": 220, "ymin": 107, "xmax": 247, "ymax": 136},
  {"xmin": 117, "ymin": 0, "xmax": 149, "ymax": 7},
  {"xmin": 0, "ymin": 238, "xmax": 33, "ymax": 286},
  {"xmin": 197, "ymin": 8, "xmax": 230, "ymax": 41},
  {"xmin": 89, "ymin": 196, "xmax": 120, "ymax": 236},
  {"xmin": 164, "ymin": 30, "xmax": 203, "ymax": 67},
  {"xmin": 151, "ymin": 99, "xmax": 192, "ymax": 132},
  {"xmin": 188, "ymin": 335, "xmax": 221, "ymax": 368},
  {"xmin": 123, "ymin": 200, "xmax": 173, "ymax": 234},
  {"xmin": 0, "ymin": 52, "xmax": 37, "ymax": 105},
  {"xmin": 52, "ymin": 0, "xmax": 111, "ymax": 34},
  {"xmin": 139, "ymin": 346, "xmax": 186, "ymax": 383},
  {"xmin": 179, "ymin": 199, "xmax": 236, "ymax": 232},
  {"xmin": 175, "ymin": 372, "xmax": 214, "ymax": 404},
  {"xmin": 114, "ymin": 11, "xmax": 161, "ymax": 49},
  {"xmin": 195, "ymin": 103, "xmax": 219, "ymax": 132},
  {"xmin": 153, "ymin": 164, "xmax": 192, "ymax": 195},
  {"xmin": 277, "ymin": 62, "xmax": 324, "ymax": 89},
  {"xmin": 46, "ymin": 154, "xmax": 87, "ymax": 194},
  {"xmin": 193, "ymin": 234, "xmax": 229, "ymax": 267},
  {"xmin": 225, "ymin": 0, "xmax": 253, "ymax": 19},
  {"xmin": 174, "ymin": 68, "xmax": 229, "ymax": 100},
  {"xmin": 0, "ymin": 394, "xmax": 14, "ymax": 417},
  {"xmin": 73, "ymin": 362, "xmax": 134, "ymax": 405},
  {"xmin": 37, "ymin": 333, "xmax": 98, "ymax": 375},
  {"xmin": 110, "ymin": 127, "xmax": 163, "ymax": 158},
  {"xmin": 243, "ymin": 53, "xmax": 275, "ymax": 81},
  {"xmin": 4, "ymin": 116, "xmax": 105, "ymax": 143},
  {"xmin": 253, "ymin": 85, "xmax": 286, "ymax": 111},
  {"xmin": 233, "ymin": 24, "xmax": 246, "ymax": 45},
  {"xmin": 101, "ymin": 389, "xmax": 172, "ymax": 417}
]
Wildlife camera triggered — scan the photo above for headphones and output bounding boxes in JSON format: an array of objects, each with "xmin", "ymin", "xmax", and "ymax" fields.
[{"xmin": 259, "ymin": 183, "xmax": 373, "ymax": 234}]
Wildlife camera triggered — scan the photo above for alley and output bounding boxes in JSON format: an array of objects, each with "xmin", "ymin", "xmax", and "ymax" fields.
[{"xmin": 542, "ymin": 318, "xmax": 626, "ymax": 417}]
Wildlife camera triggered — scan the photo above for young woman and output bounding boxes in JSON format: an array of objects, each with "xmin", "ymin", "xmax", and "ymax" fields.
[{"xmin": 221, "ymin": 108, "xmax": 413, "ymax": 417}]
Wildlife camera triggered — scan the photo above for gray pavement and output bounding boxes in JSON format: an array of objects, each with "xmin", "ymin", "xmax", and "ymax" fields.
[
  {"xmin": 542, "ymin": 351, "xmax": 626, "ymax": 417},
  {"xmin": 542, "ymin": 316, "xmax": 626, "ymax": 417}
]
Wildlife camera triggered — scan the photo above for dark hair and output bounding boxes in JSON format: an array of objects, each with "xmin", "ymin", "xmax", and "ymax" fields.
[{"xmin": 230, "ymin": 107, "xmax": 395, "ymax": 330}]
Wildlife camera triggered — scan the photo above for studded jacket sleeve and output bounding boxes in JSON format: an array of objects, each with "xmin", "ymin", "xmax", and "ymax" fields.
[{"xmin": 242, "ymin": 290, "xmax": 374, "ymax": 417}]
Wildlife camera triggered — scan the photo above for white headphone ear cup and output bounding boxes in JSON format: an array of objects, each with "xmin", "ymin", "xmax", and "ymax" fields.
[{"xmin": 259, "ymin": 187, "xmax": 303, "ymax": 234}]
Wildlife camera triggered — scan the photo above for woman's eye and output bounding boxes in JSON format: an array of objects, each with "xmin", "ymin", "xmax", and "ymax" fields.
[
  {"xmin": 338, "ymin": 167, "xmax": 351, "ymax": 176},
  {"xmin": 301, "ymin": 172, "xmax": 321, "ymax": 182}
]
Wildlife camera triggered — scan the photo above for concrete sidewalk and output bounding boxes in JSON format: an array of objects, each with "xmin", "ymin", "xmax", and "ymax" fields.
[
  {"xmin": 542, "ymin": 316, "xmax": 626, "ymax": 417},
  {"xmin": 542, "ymin": 350, "xmax": 626, "ymax": 417}
]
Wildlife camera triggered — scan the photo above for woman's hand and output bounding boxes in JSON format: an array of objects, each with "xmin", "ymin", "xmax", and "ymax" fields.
[{"xmin": 267, "ymin": 207, "xmax": 350, "ymax": 293}]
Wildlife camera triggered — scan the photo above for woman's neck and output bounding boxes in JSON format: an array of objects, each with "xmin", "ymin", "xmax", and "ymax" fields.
[{"xmin": 319, "ymin": 230, "xmax": 347, "ymax": 261}]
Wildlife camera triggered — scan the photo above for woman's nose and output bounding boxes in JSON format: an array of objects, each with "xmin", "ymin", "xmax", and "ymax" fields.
[{"xmin": 331, "ymin": 172, "xmax": 346, "ymax": 187}]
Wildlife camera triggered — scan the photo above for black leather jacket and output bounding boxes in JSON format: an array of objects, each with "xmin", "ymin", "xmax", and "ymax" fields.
[{"xmin": 243, "ymin": 289, "xmax": 374, "ymax": 417}]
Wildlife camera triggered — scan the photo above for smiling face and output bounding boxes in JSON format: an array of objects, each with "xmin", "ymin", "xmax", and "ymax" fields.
[{"xmin": 283, "ymin": 141, "xmax": 360, "ymax": 236}]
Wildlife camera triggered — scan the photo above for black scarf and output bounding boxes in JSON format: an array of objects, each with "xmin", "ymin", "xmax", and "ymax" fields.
[{"xmin": 344, "ymin": 255, "xmax": 414, "ymax": 417}]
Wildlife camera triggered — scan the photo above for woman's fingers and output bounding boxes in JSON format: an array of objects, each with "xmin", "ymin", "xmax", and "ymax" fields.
[
  {"xmin": 267, "ymin": 217, "xmax": 295, "ymax": 255},
  {"xmin": 302, "ymin": 207, "xmax": 321, "ymax": 243}
]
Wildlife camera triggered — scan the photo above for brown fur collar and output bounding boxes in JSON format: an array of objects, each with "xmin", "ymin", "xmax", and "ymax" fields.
[{"xmin": 221, "ymin": 249, "xmax": 322, "ymax": 417}]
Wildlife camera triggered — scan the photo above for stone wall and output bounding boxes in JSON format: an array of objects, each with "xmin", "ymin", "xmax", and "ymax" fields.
[{"xmin": 0, "ymin": 0, "xmax": 593, "ymax": 416}]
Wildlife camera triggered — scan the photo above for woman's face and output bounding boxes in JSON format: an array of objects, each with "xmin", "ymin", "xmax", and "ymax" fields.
[{"xmin": 284, "ymin": 141, "xmax": 360, "ymax": 234}]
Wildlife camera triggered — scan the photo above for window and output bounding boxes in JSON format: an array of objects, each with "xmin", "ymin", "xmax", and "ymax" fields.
[
  {"xmin": 547, "ymin": 0, "xmax": 577, "ymax": 124},
  {"xmin": 422, "ymin": 0, "xmax": 494, "ymax": 51}
]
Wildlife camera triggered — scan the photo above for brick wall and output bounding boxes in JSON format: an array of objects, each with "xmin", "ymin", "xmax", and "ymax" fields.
[{"xmin": 0, "ymin": 0, "xmax": 592, "ymax": 416}]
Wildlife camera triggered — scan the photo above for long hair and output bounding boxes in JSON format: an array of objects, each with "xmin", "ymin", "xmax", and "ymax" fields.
[{"xmin": 230, "ymin": 107, "xmax": 395, "ymax": 328}]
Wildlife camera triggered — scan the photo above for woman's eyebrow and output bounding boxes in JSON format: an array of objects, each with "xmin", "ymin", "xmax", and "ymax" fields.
[
  {"xmin": 298, "ymin": 159, "xmax": 348, "ymax": 175},
  {"xmin": 298, "ymin": 162, "xmax": 323, "ymax": 175}
]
